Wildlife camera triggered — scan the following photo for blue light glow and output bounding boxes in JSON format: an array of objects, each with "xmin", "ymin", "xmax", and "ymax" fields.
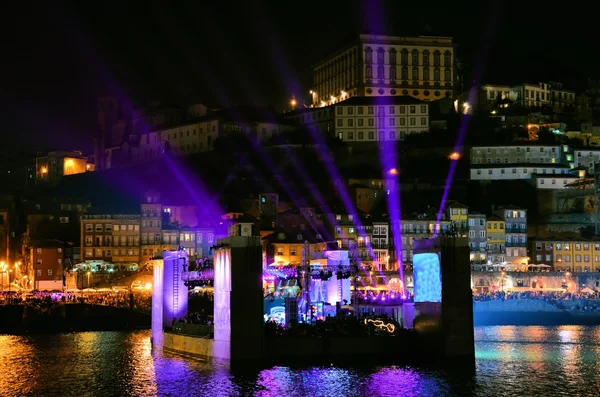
[{"xmin": 413, "ymin": 253, "xmax": 442, "ymax": 303}]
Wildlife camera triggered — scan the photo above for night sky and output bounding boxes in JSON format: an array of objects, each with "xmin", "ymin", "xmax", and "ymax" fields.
[{"xmin": 1, "ymin": 1, "xmax": 595, "ymax": 153}]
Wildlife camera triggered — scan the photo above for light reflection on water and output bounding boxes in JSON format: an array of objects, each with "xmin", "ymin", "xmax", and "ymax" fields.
[{"xmin": 0, "ymin": 327, "xmax": 599, "ymax": 396}]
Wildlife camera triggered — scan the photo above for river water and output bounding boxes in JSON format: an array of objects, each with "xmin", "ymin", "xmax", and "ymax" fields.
[{"xmin": 0, "ymin": 326, "xmax": 599, "ymax": 397}]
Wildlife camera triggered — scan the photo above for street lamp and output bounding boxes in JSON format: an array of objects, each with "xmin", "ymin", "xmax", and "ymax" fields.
[
  {"xmin": 500, "ymin": 271, "xmax": 506, "ymax": 292},
  {"xmin": 87, "ymin": 271, "xmax": 91, "ymax": 289}
]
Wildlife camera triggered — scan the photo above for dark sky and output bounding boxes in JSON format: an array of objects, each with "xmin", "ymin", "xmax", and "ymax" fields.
[{"xmin": 1, "ymin": 1, "xmax": 596, "ymax": 154}]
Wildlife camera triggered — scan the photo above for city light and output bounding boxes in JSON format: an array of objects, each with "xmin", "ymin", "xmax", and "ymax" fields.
[
  {"xmin": 388, "ymin": 168, "xmax": 398, "ymax": 176},
  {"xmin": 40, "ymin": 166, "xmax": 48, "ymax": 174},
  {"xmin": 462, "ymin": 102, "xmax": 471, "ymax": 114},
  {"xmin": 449, "ymin": 152, "xmax": 461, "ymax": 161},
  {"xmin": 290, "ymin": 99, "xmax": 297, "ymax": 107}
]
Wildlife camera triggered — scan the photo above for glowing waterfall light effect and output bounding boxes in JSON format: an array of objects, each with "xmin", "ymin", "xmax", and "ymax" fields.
[{"xmin": 413, "ymin": 253, "xmax": 442, "ymax": 303}]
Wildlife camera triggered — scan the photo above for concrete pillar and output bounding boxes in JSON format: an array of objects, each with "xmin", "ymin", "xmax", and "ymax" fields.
[
  {"xmin": 151, "ymin": 251, "xmax": 189, "ymax": 349},
  {"xmin": 413, "ymin": 237, "xmax": 475, "ymax": 368},
  {"xmin": 213, "ymin": 236, "xmax": 263, "ymax": 364},
  {"xmin": 440, "ymin": 237, "xmax": 475, "ymax": 368}
]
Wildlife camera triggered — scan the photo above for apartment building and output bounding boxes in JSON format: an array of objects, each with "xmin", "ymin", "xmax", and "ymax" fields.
[
  {"xmin": 333, "ymin": 96, "xmax": 429, "ymax": 142},
  {"xmin": 494, "ymin": 206, "xmax": 527, "ymax": 265},
  {"xmin": 31, "ymin": 239, "xmax": 66, "ymax": 291},
  {"xmin": 400, "ymin": 215, "xmax": 451, "ymax": 269},
  {"xmin": 312, "ymin": 34, "xmax": 456, "ymax": 105},
  {"xmin": 468, "ymin": 212, "xmax": 487, "ymax": 265},
  {"xmin": 470, "ymin": 144, "xmax": 574, "ymax": 182},
  {"xmin": 528, "ymin": 238, "xmax": 554, "ymax": 269},
  {"xmin": 80, "ymin": 205, "xmax": 218, "ymax": 267},
  {"xmin": 486, "ymin": 215, "xmax": 506, "ymax": 265}
]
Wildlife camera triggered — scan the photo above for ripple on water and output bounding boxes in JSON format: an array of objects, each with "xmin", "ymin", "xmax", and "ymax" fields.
[{"xmin": 0, "ymin": 327, "xmax": 599, "ymax": 396}]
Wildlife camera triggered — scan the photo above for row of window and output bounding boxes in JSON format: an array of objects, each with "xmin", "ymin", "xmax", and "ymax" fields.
[
  {"xmin": 475, "ymin": 157, "xmax": 559, "ymax": 164},
  {"xmin": 336, "ymin": 117, "xmax": 427, "ymax": 127},
  {"xmin": 365, "ymin": 65, "xmax": 451, "ymax": 82},
  {"xmin": 536, "ymin": 242, "xmax": 600, "ymax": 251},
  {"xmin": 85, "ymin": 248, "xmax": 139, "ymax": 257},
  {"xmin": 478, "ymin": 147, "xmax": 560, "ymax": 154},
  {"xmin": 84, "ymin": 224, "xmax": 140, "ymax": 232},
  {"xmin": 337, "ymin": 105, "xmax": 427, "ymax": 115},
  {"xmin": 339, "ymin": 130, "xmax": 424, "ymax": 141},
  {"xmin": 35, "ymin": 248, "xmax": 62, "ymax": 254},
  {"xmin": 364, "ymin": 47, "xmax": 451, "ymax": 67},
  {"xmin": 84, "ymin": 233, "xmax": 215, "ymax": 246},
  {"xmin": 556, "ymin": 254, "xmax": 600, "ymax": 263},
  {"xmin": 35, "ymin": 259, "xmax": 62, "ymax": 265},
  {"xmin": 475, "ymin": 169, "xmax": 569, "ymax": 176}
]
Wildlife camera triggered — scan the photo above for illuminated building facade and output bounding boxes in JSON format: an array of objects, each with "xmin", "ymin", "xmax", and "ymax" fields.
[
  {"xmin": 31, "ymin": 239, "xmax": 66, "ymax": 291},
  {"xmin": 400, "ymin": 216, "xmax": 451, "ymax": 269},
  {"xmin": 528, "ymin": 238, "xmax": 554, "ymax": 270},
  {"xmin": 445, "ymin": 202, "xmax": 468, "ymax": 234},
  {"xmin": 141, "ymin": 200, "xmax": 163, "ymax": 262},
  {"xmin": 265, "ymin": 232, "xmax": 327, "ymax": 267},
  {"xmin": 485, "ymin": 215, "xmax": 506, "ymax": 266},
  {"xmin": 469, "ymin": 144, "xmax": 575, "ymax": 182},
  {"xmin": 81, "ymin": 214, "xmax": 141, "ymax": 265},
  {"xmin": 35, "ymin": 150, "xmax": 93, "ymax": 185},
  {"xmin": 468, "ymin": 212, "xmax": 487, "ymax": 266},
  {"xmin": 312, "ymin": 34, "xmax": 456, "ymax": 106},
  {"xmin": 80, "ymin": 204, "xmax": 218, "ymax": 267},
  {"xmin": 551, "ymin": 239, "xmax": 600, "ymax": 272},
  {"xmin": 333, "ymin": 96, "xmax": 429, "ymax": 142},
  {"xmin": 494, "ymin": 206, "xmax": 527, "ymax": 266}
]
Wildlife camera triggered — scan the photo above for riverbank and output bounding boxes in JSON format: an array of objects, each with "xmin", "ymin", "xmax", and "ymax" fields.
[
  {"xmin": 473, "ymin": 299, "xmax": 600, "ymax": 326},
  {"xmin": 0, "ymin": 304, "xmax": 150, "ymax": 334}
]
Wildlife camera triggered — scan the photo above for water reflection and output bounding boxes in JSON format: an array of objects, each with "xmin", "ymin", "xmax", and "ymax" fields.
[{"xmin": 0, "ymin": 327, "xmax": 600, "ymax": 396}]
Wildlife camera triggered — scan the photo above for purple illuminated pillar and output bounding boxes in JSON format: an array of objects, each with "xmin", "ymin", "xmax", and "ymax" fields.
[
  {"xmin": 162, "ymin": 250, "xmax": 189, "ymax": 328},
  {"xmin": 151, "ymin": 258, "xmax": 164, "ymax": 348}
]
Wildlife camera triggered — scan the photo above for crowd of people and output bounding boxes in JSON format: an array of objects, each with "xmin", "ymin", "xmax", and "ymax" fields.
[
  {"xmin": 0, "ymin": 290, "xmax": 153, "ymax": 313},
  {"xmin": 473, "ymin": 290, "xmax": 600, "ymax": 313},
  {"xmin": 473, "ymin": 290, "xmax": 600, "ymax": 302}
]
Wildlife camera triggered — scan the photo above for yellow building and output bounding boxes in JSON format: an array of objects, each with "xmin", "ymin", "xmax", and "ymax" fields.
[
  {"xmin": 266, "ymin": 232, "xmax": 327, "ymax": 267},
  {"xmin": 445, "ymin": 202, "xmax": 468, "ymax": 235},
  {"xmin": 552, "ymin": 238, "xmax": 598, "ymax": 272},
  {"xmin": 36, "ymin": 150, "xmax": 92, "ymax": 185},
  {"xmin": 332, "ymin": 213, "xmax": 359, "ymax": 249},
  {"xmin": 485, "ymin": 215, "xmax": 506, "ymax": 265}
]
